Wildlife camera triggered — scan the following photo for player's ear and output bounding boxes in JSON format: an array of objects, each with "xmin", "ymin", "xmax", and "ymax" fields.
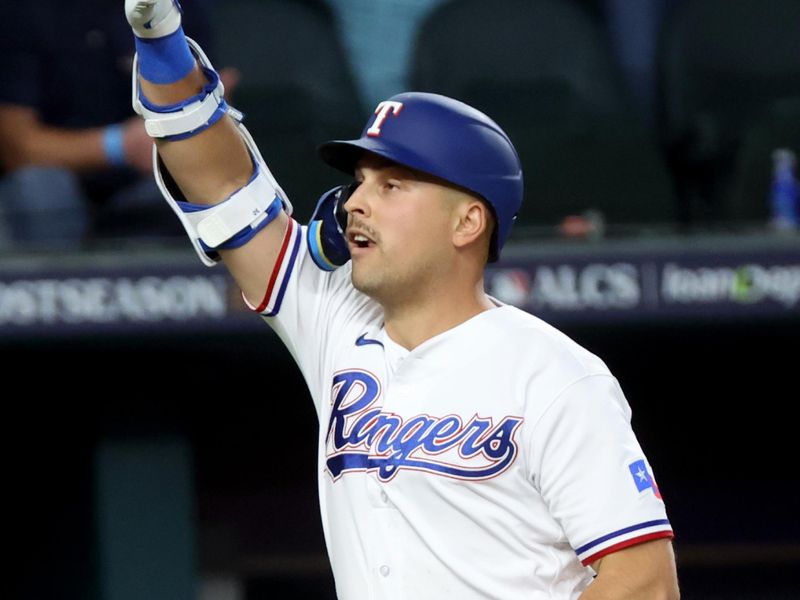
[{"xmin": 451, "ymin": 196, "xmax": 490, "ymax": 252}]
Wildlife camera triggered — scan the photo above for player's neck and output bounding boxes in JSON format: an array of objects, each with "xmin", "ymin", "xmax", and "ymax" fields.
[{"xmin": 382, "ymin": 278, "xmax": 495, "ymax": 351}]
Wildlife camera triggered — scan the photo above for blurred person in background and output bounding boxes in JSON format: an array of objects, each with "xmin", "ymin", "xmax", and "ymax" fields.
[
  {"xmin": 0, "ymin": 0, "xmax": 226, "ymax": 250},
  {"xmin": 325, "ymin": 0, "xmax": 446, "ymax": 108},
  {"xmin": 601, "ymin": 0, "xmax": 677, "ymax": 128},
  {"xmin": 326, "ymin": 0, "xmax": 675, "ymax": 128}
]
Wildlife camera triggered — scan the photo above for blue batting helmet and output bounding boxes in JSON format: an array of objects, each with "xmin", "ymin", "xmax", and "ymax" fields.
[{"xmin": 317, "ymin": 92, "xmax": 523, "ymax": 261}]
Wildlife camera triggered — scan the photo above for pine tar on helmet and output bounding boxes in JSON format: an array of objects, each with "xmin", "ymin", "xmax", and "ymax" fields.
[{"xmin": 317, "ymin": 92, "xmax": 524, "ymax": 262}]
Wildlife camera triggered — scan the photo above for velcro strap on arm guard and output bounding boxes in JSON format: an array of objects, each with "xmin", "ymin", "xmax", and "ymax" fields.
[
  {"xmin": 132, "ymin": 37, "xmax": 238, "ymax": 140},
  {"xmin": 180, "ymin": 161, "xmax": 282, "ymax": 243},
  {"xmin": 153, "ymin": 119, "xmax": 294, "ymax": 267}
]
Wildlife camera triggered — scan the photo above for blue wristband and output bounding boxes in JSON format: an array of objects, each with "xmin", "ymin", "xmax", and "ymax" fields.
[
  {"xmin": 135, "ymin": 26, "xmax": 195, "ymax": 84},
  {"xmin": 103, "ymin": 124, "xmax": 126, "ymax": 167}
]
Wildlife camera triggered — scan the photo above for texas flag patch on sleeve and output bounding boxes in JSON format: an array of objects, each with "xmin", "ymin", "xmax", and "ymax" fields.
[
  {"xmin": 574, "ymin": 458, "xmax": 673, "ymax": 566},
  {"xmin": 629, "ymin": 459, "xmax": 662, "ymax": 499}
]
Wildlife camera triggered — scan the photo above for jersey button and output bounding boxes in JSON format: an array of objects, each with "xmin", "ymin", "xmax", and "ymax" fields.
[
  {"xmin": 379, "ymin": 565, "xmax": 390, "ymax": 577},
  {"xmin": 380, "ymin": 490, "xmax": 389, "ymax": 503}
]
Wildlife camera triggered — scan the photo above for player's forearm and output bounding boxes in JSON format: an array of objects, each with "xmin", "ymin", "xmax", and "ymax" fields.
[
  {"xmin": 578, "ymin": 577, "xmax": 679, "ymax": 600},
  {"xmin": 578, "ymin": 540, "xmax": 679, "ymax": 600},
  {"xmin": 139, "ymin": 66, "xmax": 252, "ymax": 205},
  {"xmin": 0, "ymin": 105, "xmax": 108, "ymax": 172}
]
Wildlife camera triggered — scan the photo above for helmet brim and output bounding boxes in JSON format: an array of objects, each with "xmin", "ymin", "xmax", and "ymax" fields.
[{"xmin": 318, "ymin": 138, "xmax": 415, "ymax": 176}]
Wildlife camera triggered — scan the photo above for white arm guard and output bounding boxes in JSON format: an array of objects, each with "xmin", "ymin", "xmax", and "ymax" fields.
[
  {"xmin": 135, "ymin": 36, "xmax": 294, "ymax": 266},
  {"xmin": 132, "ymin": 37, "xmax": 236, "ymax": 139},
  {"xmin": 153, "ymin": 119, "xmax": 293, "ymax": 267}
]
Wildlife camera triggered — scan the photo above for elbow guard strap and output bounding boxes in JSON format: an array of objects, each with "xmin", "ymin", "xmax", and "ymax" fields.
[
  {"xmin": 153, "ymin": 121, "xmax": 294, "ymax": 266},
  {"xmin": 156, "ymin": 156, "xmax": 285, "ymax": 266},
  {"xmin": 132, "ymin": 37, "xmax": 239, "ymax": 140}
]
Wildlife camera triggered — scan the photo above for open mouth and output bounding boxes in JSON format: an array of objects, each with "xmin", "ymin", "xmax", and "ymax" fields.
[{"xmin": 348, "ymin": 231, "xmax": 375, "ymax": 249}]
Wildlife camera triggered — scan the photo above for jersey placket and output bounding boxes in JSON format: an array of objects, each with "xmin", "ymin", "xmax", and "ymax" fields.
[
  {"xmin": 364, "ymin": 473, "xmax": 403, "ymax": 600},
  {"xmin": 366, "ymin": 343, "xmax": 412, "ymax": 600}
]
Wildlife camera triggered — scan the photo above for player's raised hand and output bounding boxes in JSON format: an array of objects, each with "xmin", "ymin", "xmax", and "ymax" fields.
[{"xmin": 125, "ymin": 0, "xmax": 182, "ymax": 38}]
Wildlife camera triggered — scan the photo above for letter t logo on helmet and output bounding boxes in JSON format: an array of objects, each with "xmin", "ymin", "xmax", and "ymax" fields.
[{"xmin": 367, "ymin": 101, "xmax": 404, "ymax": 137}]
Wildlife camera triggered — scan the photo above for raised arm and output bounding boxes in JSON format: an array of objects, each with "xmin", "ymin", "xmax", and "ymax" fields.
[{"xmin": 126, "ymin": 0, "xmax": 289, "ymax": 305}]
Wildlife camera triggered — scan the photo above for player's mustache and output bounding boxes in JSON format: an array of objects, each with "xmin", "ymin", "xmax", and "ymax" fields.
[{"xmin": 347, "ymin": 217, "xmax": 380, "ymax": 243}]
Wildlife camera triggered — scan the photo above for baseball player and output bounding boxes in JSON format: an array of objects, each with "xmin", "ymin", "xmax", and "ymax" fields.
[{"xmin": 124, "ymin": 1, "xmax": 679, "ymax": 598}]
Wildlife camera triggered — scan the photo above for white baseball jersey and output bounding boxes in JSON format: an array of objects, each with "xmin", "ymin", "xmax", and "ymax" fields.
[{"xmin": 246, "ymin": 218, "xmax": 674, "ymax": 600}]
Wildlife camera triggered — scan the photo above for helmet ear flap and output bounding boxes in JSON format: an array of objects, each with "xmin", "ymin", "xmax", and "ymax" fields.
[
  {"xmin": 306, "ymin": 180, "xmax": 363, "ymax": 272},
  {"xmin": 335, "ymin": 181, "xmax": 361, "ymax": 231},
  {"xmin": 307, "ymin": 183, "xmax": 353, "ymax": 271}
]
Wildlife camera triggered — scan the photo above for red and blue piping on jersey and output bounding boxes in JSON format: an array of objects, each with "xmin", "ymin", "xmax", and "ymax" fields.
[
  {"xmin": 576, "ymin": 519, "xmax": 674, "ymax": 566},
  {"xmin": 325, "ymin": 369, "xmax": 523, "ymax": 482},
  {"xmin": 255, "ymin": 217, "xmax": 302, "ymax": 316}
]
